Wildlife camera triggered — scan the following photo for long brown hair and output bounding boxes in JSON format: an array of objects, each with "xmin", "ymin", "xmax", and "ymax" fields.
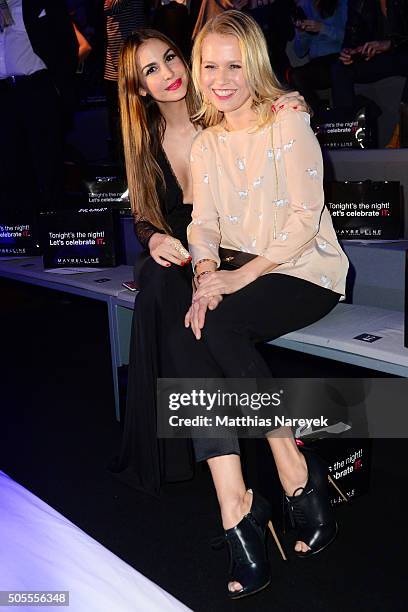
[
  {"xmin": 118, "ymin": 29, "xmax": 199, "ymax": 231},
  {"xmin": 191, "ymin": 10, "xmax": 289, "ymax": 129}
]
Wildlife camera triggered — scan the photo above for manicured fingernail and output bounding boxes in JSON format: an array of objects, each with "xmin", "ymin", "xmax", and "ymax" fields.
[
  {"xmin": 293, "ymin": 105, "xmax": 298, "ymax": 109},
  {"xmin": 271, "ymin": 104, "xmax": 276, "ymax": 111},
  {"xmin": 181, "ymin": 261, "xmax": 185, "ymax": 266},
  {"xmin": 166, "ymin": 263, "xmax": 171, "ymax": 267},
  {"xmin": 279, "ymin": 104, "xmax": 285, "ymax": 109}
]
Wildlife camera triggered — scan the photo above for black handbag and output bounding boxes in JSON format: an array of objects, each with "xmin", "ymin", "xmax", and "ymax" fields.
[{"xmin": 219, "ymin": 247, "xmax": 258, "ymax": 269}]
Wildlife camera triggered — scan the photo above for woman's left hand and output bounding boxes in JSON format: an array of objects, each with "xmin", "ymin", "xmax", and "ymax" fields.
[
  {"xmin": 273, "ymin": 91, "xmax": 307, "ymax": 114},
  {"xmin": 300, "ymin": 19, "xmax": 322, "ymax": 33},
  {"xmin": 185, "ymin": 295, "xmax": 222, "ymax": 340},
  {"xmin": 360, "ymin": 40, "xmax": 391, "ymax": 60},
  {"xmin": 192, "ymin": 269, "xmax": 250, "ymax": 302}
]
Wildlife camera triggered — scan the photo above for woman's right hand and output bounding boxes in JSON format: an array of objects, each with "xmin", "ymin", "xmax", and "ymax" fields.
[
  {"xmin": 273, "ymin": 91, "xmax": 307, "ymax": 114},
  {"xmin": 148, "ymin": 233, "xmax": 191, "ymax": 267},
  {"xmin": 360, "ymin": 40, "xmax": 391, "ymax": 60},
  {"xmin": 298, "ymin": 19, "xmax": 322, "ymax": 33},
  {"xmin": 339, "ymin": 48, "xmax": 355, "ymax": 65},
  {"xmin": 185, "ymin": 295, "xmax": 222, "ymax": 340}
]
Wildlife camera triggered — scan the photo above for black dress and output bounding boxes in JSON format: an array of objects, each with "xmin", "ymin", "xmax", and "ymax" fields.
[{"xmin": 109, "ymin": 146, "xmax": 195, "ymax": 496}]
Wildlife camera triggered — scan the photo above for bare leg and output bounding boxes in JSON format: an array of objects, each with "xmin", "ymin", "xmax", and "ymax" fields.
[
  {"xmin": 266, "ymin": 427, "xmax": 309, "ymax": 552},
  {"xmin": 207, "ymin": 455, "xmax": 253, "ymax": 594}
]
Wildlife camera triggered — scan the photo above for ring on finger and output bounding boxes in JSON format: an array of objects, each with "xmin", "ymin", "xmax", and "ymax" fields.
[{"xmin": 169, "ymin": 238, "xmax": 189, "ymax": 258}]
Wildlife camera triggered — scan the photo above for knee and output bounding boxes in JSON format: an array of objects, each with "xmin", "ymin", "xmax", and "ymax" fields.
[
  {"xmin": 201, "ymin": 306, "xmax": 240, "ymax": 346},
  {"xmin": 166, "ymin": 314, "xmax": 196, "ymax": 355},
  {"xmin": 140, "ymin": 260, "xmax": 187, "ymax": 293},
  {"xmin": 201, "ymin": 307, "xmax": 224, "ymax": 342},
  {"xmin": 139, "ymin": 258, "xmax": 166, "ymax": 289}
]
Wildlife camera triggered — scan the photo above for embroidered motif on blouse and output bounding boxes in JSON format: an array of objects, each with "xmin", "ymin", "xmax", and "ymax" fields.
[
  {"xmin": 320, "ymin": 275, "xmax": 332, "ymax": 289},
  {"xmin": 283, "ymin": 139, "xmax": 295, "ymax": 152},
  {"xmin": 226, "ymin": 215, "xmax": 241, "ymax": 223},
  {"xmin": 272, "ymin": 198, "xmax": 289, "ymax": 208},
  {"xmin": 236, "ymin": 158, "xmax": 246, "ymax": 171},
  {"xmin": 306, "ymin": 168, "xmax": 318, "ymax": 179}
]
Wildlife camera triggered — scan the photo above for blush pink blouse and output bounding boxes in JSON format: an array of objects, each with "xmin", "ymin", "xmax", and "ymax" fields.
[{"xmin": 188, "ymin": 109, "xmax": 348, "ymax": 296}]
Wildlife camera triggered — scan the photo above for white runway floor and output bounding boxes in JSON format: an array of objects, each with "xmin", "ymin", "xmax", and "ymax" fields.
[{"xmin": 0, "ymin": 471, "xmax": 191, "ymax": 611}]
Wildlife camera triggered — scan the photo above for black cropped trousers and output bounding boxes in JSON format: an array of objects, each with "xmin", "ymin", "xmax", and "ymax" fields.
[{"xmin": 167, "ymin": 272, "xmax": 341, "ymax": 462}]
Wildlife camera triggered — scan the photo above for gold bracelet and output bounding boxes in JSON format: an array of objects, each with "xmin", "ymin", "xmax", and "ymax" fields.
[
  {"xmin": 195, "ymin": 258, "xmax": 217, "ymax": 268},
  {"xmin": 195, "ymin": 270, "xmax": 213, "ymax": 285},
  {"xmin": 194, "ymin": 259, "xmax": 217, "ymax": 278}
]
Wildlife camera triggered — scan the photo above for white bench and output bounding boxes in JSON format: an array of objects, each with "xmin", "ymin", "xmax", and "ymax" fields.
[
  {"xmin": 2, "ymin": 253, "xmax": 407, "ymax": 422},
  {"xmin": 269, "ymin": 303, "xmax": 408, "ymax": 377},
  {"xmin": 112, "ymin": 296, "xmax": 408, "ymax": 381}
]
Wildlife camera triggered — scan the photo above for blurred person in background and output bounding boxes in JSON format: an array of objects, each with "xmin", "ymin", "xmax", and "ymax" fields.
[
  {"xmin": 331, "ymin": 0, "xmax": 408, "ymax": 121},
  {"xmin": 289, "ymin": 0, "xmax": 348, "ymax": 113},
  {"xmin": 245, "ymin": 0, "xmax": 295, "ymax": 83},
  {"xmin": 192, "ymin": 0, "xmax": 248, "ymax": 39},
  {"xmin": 104, "ymin": 0, "xmax": 145, "ymax": 160},
  {"xmin": 0, "ymin": 1, "xmax": 78, "ymax": 214},
  {"xmin": 68, "ymin": 0, "xmax": 93, "ymax": 63},
  {"xmin": 151, "ymin": 0, "xmax": 192, "ymax": 58}
]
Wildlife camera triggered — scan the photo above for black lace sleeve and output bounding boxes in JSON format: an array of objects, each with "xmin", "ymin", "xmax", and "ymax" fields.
[
  {"xmin": 134, "ymin": 215, "xmax": 165, "ymax": 250},
  {"xmin": 133, "ymin": 145, "xmax": 178, "ymax": 248}
]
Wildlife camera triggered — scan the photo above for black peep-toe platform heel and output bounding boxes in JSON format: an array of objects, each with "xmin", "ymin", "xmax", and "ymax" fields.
[
  {"xmin": 286, "ymin": 447, "xmax": 348, "ymax": 558},
  {"xmin": 222, "ymin": 490, "xmax": 287, "ymax": 600}
]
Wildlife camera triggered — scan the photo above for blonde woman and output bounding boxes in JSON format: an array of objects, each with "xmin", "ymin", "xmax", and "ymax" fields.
[
  {"xmin": 168, "ymin": 10, "xmax": 349, "ymax": 599},
  {"xmin": 110, "ymin": 28, "xmax": 303, "ymax": 496}
]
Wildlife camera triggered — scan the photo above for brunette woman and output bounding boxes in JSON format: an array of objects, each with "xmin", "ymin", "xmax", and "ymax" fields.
[{"xmin": 110, "ymin": 28, "xmax": 303, "ymax": 496}]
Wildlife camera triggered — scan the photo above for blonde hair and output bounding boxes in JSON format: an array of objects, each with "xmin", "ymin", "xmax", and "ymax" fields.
[
  {"xmin": 118, "ymin": 29, "xmax": 199, "ymax": 231},
  {"xmin": 191, "ymin": 10, "xmax": 288, "ymax": 128}
]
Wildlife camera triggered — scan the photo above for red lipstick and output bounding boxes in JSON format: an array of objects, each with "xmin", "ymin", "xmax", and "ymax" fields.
[{"xmin": 166, "ymin": 78, "xmax": 182, "ymax": 91}]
